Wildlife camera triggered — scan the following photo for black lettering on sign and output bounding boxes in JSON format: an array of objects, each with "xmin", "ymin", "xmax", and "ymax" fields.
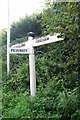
[
  {"xmin": 36, "ymin": 36, "xmax": 49, "ymax": 43},
  {"xmin": 11, "ymin": 49, "xmax": 28, "ymax": 52},
  {"xmin": 11, "ymin": 49, "xmax": 15, "ymax": 52}
]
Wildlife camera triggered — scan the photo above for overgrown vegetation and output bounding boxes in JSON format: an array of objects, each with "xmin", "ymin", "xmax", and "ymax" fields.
[{"xmin": 2, "ymin": 2, "xmax": 80, "ymax": 119}]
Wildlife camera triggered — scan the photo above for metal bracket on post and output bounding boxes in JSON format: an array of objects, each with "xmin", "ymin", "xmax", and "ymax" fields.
[{"xmin": 27, "ymin": 32, "xmax": 36, "ymax": 97}]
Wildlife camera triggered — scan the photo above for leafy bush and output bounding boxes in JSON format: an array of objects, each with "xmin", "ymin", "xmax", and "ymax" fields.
[{"xmin": 2, "ymin": 2, "xmax": 80, "ymax": 119}]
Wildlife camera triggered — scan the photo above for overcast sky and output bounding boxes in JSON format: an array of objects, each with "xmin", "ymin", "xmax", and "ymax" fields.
[{"xmin": 0, "ymin": 0, "xmax": 45, "ymax": 29}]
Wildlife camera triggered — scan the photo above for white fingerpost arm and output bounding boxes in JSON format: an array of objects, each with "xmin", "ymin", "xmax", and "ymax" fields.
[
  {"xmin": 7, "ymin": 0, "xmax": 10, "ymax": 75},
  {"xmin": 27, "ymin": 32, "xmax": 36, "ymax": 97}
]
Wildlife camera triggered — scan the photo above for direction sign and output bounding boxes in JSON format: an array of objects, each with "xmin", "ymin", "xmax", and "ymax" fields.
[
  {"xmin": 9, "ymin": 47, "xmax": 31, "ymax": 54},
  {"xmin": 10, "ymin": 33, "xmax": 63, "ymax": 49},
  {"xmin": 11, "ymin": 41, "xmax": 29, "ymax": 48},
  {"xmin": 32, "ymin": 33, "xmax": 63, "ymax": 47}
]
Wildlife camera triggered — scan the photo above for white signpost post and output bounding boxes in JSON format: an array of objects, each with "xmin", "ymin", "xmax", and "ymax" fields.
[
  {"xmin": 7, "ymin": 32, "xmax": 63, "ymax": 96},
  {"xmin": 28, "ymin": 33, "xmax": 36, "ymax": 97}
]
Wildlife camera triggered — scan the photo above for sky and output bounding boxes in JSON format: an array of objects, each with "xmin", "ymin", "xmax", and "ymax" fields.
[{"xmin": 0, "ymin": 0, "xmax": 45, "ymax": 30}]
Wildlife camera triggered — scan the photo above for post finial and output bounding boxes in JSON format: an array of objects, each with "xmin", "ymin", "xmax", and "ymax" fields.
[{"xmin": 27, "ymin": 32, "xmax": 34, "ymax": 37}]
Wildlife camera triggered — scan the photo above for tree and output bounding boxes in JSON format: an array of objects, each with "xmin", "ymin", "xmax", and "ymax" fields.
[{"xmin": 10, "ymin": 15, "xmax": 42, "ymax": 41}]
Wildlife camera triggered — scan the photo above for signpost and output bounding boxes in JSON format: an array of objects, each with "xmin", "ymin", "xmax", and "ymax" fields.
[
  {"xmin": 7, "ymin": 0, "xmax": 64, "ymax": 97},
  {"xmin": 7, "ymin": 32, "xmax": 63, "ymax": 96}
]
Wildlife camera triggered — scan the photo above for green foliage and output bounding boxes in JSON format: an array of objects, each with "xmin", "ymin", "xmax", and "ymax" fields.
[
  {"xmin": 42, "ymin": 2, "xmax": 80, "ymax": 39},
  {"xmin": 3, "ymin": 80, "xmax": 78, "ymax": 119},
  {"xmin": 11, "ymin": 15, "xmax": 42, "ymax": 41},
  {"xmin": 2, "ymin": 1, "xmax": 80, "ymax": 119},
  {"xmin": 3, "ymin": 63, "xmax": 29, "ymax": 93}
]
